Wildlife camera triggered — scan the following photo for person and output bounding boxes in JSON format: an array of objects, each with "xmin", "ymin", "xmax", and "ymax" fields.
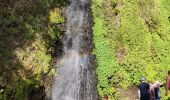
[
  {"xmin": 149, "ymin": 80, "xmax": 154, "ymax": 100},
  {"xmin": 166, "ymin": 70, "xmax": 170, "ymax": 96},
  {"xmin": 104, "ymin": 95, "xmax": 108, "ymax": 100},
  {"xmin": 138, "ymin": 77, "xmax": 150, "ymax": 100},
  {"xmin": 152, "ymin": 81, "xmax": 163, "ymax": 100}
]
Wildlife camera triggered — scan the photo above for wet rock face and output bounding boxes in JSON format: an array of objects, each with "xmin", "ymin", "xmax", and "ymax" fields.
[
  {"xmin": 78, "ymin": 54, "xmax": 98, "ymax": 100},
  {"xmin": 51, "ymin": 0, "xmax": 98, "ymax": 100},
  {"xmin": 78, "ymin": 6, "xmax": 97, "ymax": 97},
  {"xmin": 79, "ymin": 0, "xmax": 94, "ymax": 54}
]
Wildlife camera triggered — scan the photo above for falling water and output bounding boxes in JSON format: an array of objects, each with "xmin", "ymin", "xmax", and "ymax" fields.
[{"xmin": 51, "ymin": 0, "xmax": 98, "ymax": 100}]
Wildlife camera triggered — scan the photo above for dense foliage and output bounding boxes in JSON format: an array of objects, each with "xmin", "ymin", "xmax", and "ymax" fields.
[
  {"xmin": 92, "ymin": 0, "xmax": 170, "ymax": 99},
  {"xmin": 0, "ymin": 0, "xmax": 65, "ymax": 99},
  {"xmin": 1, "ymin": 0, "xmax": 170, "ymax": 99}
]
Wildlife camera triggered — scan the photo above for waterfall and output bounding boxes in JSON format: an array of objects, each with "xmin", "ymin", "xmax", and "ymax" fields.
[{"xmin": 51, "ymin": 0, "xmax": 98, "ymax": 100}]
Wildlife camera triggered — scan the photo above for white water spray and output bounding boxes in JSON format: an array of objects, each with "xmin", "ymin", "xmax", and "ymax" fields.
[{"xmin": 51, "ymin": 0, "xmax": 98, "ymax": 100}]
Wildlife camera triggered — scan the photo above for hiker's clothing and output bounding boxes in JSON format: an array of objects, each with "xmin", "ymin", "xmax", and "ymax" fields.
[
  {"xmin": 149, "ymin": 83, "xmax": 154, "ymax": 100},
  {"xmin": 153, "ymin": 87, "xmax": 160, "ymax": 100},
  {"xmin": 153, "ymin": 81, "xmax": 163, "ymax": 100},
  {"xmin": 138, "ymin": 82, "xmax": 150, "ymax": 100}
]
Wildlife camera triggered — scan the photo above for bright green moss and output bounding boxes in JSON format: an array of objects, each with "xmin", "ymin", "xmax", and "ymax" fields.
[
  {"xmin": 93, "ymin": 0, "xmax": 170, "ymax": 99},
  {"xmin": 92, "ymin": 0, "xmax": 129, "ymax": 99}
]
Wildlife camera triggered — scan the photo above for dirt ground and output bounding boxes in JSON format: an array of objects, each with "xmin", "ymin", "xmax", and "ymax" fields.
[{"xmin": 116, "ymin": 85, "xmax": 139, "ymax": 100}]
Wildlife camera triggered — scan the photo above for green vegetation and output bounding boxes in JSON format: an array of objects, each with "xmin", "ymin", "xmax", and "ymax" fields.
[
  {"xmin": 1, "ymin": 0, "xmax": 170, "ymax": 99},
  {"xmin": 92, "ymin": 0, "xmax": 170, "ymax": 99},
  {"xmin": 92, "ymin": 0, "xmax": 128, "ymax": 99},
  {"xmin": 0, "ymin": 0, "xmax": 65, "ymax": 99}
]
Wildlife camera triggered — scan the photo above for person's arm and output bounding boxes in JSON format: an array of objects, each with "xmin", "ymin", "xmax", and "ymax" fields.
[
  {"xmin": 138, "ymin": 89, "xmax": 140, "ymax": 99},
  {"xmin": 137, "ymin": 85, "xmax": 141, "ymax": 99},
  {"xmin": 166, "ymin": 76, "xmax": 169, "ymax": 96}
]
